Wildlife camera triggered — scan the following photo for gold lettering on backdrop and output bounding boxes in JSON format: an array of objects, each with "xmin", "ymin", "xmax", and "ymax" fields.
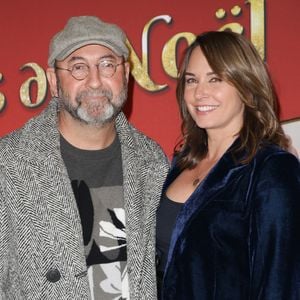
[
  {"xmin": 216, "ymin": 2, "xmax": 265, "ymax": 59},
  {"xmin": 128, "ymin": 15, "xmax": 172, "ymax": 91},
  {"xmin": 150, "ymin": 1, "xmax": 264, "ymax": 84},
  {"xmin": 0, "ymin": 73, "xmax": 6, "ymax": 112},
  {"xmin": 0, "ymin": 2, "xmax": 266, "ymax": 113},
  {"xmin": 218, "ymin": 22, "xmax": 244, "ymax": 33},
  {"xmin": 216, "ymin": 8, "xmax": 226, "ymax": 19},
  {"xmin": 216, "ymin": 5, "xmax": 244, "ymax": 33},
  {"xmin": 247, "ymin": 0, "xmax": 265, "ymax": 59},
  {"xmin": 162, "ymin": 32, "xmax": 196, "ymax": 79},
  {"xmin": 19, "ymin": 63, "xmax": 47, "ymax": 107}
]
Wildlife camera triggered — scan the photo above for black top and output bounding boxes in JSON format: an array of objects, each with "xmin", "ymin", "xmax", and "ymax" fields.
[
  {"xmin": 156, "ymin": 193, "xmax": 183, "ymax": 272},
  {"xmin": 156, "ymin": 193, "xmax": 183, "ymax": 299}
]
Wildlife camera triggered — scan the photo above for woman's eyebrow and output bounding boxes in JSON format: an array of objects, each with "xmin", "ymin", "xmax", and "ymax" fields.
[{"xmin": 184, "ymin": 72, "xmax": 195, "ymax": 76}]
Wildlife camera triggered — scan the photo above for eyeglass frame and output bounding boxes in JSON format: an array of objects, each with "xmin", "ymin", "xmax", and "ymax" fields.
[{"xmin": 55, "ymin": 60, "xmax": 125, "ymax": 81}]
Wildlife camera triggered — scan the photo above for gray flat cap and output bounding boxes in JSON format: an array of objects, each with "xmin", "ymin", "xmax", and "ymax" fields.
[{"xmin": 48, "ymin": 16, "xmax": 129, "ymax": 67}]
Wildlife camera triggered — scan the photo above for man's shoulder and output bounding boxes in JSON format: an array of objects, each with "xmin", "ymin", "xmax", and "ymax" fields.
[
  {"xmin": 131, "ymin": 125, "xmax": 162, "ymax": 150},
  {"xmin": 116, "ymin": 113, "xmax": 168, "ymax": 162},
  {"xmin": 0, "ymin": 105, "xmax": 57, "ymax": 161},
  {"xmin": 1, "ymin": 112, "xmax": 39, "ymax": 141},
  {"xmin": 0, "ymin": 126, "xmax": 25, "ymax": 155},
  {"xmin": 128, "ymin": 124, "xmax": 168, "ymax": 162}
]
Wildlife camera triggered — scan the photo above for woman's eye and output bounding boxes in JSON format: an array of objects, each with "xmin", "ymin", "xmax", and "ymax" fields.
[
  {"xmin": 209, "ymin": 77, "xmax": 222, "ymax": 83},
  {"xmin": 185, "ymin": 77, "xmax": 197, "ymax": 84}
]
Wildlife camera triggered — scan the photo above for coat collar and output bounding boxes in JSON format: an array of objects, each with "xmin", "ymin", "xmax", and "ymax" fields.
[{"xmin": 13, "ymin": 97, "xmax": 137, "ymax": 163}]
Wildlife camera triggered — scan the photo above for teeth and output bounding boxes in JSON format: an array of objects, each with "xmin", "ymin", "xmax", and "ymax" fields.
[{"xmin": 196, "ymin": 105, "xmax": 218, "ymax": 112}]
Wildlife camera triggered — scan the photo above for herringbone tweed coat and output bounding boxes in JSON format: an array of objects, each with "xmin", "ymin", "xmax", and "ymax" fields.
[{"xmin": 0, "ymin": 98, "xmax": 169, "ymax": 300}]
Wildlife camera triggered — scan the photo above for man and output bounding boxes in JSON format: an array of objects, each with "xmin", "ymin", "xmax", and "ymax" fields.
[{"xmin": 0, "ymin": 16, "xmax": 169, "ymax": 299}]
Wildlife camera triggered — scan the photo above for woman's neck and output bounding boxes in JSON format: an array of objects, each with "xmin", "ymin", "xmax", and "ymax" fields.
[{"xmin": 206, "ymin": 132, "xmax": 238, "ymax": 161}]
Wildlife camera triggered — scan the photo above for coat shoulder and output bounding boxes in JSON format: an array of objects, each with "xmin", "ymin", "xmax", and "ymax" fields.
[
  {"xmin": 116, "ymin": 113, "xmax": 169, "ymax": 165},
  {"xmin": 253, "ymin": 145, "xmax": 300, "ymax": 189},
  {"xmin": 255, "ymin": 144, "xmax": 299, "ymax": 171}
]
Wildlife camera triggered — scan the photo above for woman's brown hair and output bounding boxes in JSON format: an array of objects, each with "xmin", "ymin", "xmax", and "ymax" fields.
[{"xmin": 175, "ymin": 31, "xmax": 288, "ymax": 171}]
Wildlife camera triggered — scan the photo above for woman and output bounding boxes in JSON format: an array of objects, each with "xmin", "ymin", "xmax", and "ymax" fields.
[{"xmin": 156, "ymin": 31, "xmax": 300, "ymax": 299}]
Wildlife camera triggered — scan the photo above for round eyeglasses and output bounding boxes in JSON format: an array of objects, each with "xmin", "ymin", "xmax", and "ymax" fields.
[{"xmin": 55, "ymin": 61, "xmax": 124, "ymax": 80}]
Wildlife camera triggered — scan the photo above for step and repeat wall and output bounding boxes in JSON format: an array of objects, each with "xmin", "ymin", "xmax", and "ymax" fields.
[{"xmin": 0, "ymin": 0, "xmax": 299, "ymax": 157}]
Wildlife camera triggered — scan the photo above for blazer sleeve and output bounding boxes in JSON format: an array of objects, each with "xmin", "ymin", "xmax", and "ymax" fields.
[{"xmin": 250, "ymin": 152, "xmax": 300, "ymax": 299}]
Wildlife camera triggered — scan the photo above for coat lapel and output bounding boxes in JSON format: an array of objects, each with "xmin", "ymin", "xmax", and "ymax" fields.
[
  {"xmin": 13, "ymin": 98, "xmax": 88, "ymax": 276},
  {"xmin": 115, "ymin": 113, "xmax": 147, "ymax": 292},
  {"xmin": 115, "ymin": 113, "xmax": 169, "ymax": 297}
]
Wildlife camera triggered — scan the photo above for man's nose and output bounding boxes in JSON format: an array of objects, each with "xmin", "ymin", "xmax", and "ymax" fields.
[{"xmin": 86, "ymin": 65, "xmax": 103, "ymax": 89}]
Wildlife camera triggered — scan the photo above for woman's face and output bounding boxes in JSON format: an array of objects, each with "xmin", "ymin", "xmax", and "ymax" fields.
[{"xmin": 183, "ymin": 46, "xmax": 244, "ymax": 137}]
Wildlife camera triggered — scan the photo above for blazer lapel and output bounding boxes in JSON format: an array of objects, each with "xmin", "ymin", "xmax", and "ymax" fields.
[{"xmin": 166, "ymin": 144, "xmax": 248, "ymax": 269}]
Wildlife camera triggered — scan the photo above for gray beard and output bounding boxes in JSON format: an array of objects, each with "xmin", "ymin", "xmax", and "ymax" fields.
[{"xmin": 58, "ymin": 80, "xmax": 127, "ymax": 127}]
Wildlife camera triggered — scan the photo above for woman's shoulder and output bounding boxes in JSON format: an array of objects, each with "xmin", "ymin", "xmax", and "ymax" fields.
[
  {"xmin": 256, "ymin": 144, "xmax": 299, "ymax": 165},
  {"xmin": 254, "ymin": 144, "xmax": 299, "ymax": 185}
]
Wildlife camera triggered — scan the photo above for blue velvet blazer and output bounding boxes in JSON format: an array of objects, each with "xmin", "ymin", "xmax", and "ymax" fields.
[{"xmin": 162, "ymin": 142, "xmax": 300, "ymax": 300}]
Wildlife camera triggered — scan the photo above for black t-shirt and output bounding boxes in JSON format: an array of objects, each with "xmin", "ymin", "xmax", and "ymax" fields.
[{"xmin": 60, "ymin": 135, "xmax": 129, "ymax": 300}]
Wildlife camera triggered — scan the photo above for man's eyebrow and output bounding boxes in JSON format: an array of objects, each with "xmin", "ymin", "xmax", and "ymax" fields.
[
  {"xmin": 66, "ymin": 54, "xmax": 118, "ymax": 63},
  {"xmin": 99, "ymin": 54, "xmax": 117, "ymax": 61},
  {"xmin": 67, "ymin": 56, "xmax": 85, "ymax": 63}
]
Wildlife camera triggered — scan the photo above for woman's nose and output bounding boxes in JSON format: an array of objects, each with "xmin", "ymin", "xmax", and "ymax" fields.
[{"xmin": 194, "ymin": 82, "xmax": 207, "ymax": 99}]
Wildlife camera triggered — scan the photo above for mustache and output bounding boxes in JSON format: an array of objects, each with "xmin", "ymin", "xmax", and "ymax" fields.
[{"xmin": 76, "ymin": 88, "xmax": 113, "ymax": 103}]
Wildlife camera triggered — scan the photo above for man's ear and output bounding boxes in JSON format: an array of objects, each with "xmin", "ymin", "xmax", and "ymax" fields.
[{"xmin": 46, "ymin": 68, "xmax": 59, "ymax": 97}]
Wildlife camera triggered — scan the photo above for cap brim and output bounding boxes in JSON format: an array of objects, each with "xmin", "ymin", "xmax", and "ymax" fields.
[{"xmin": 49, "ymin": 39, "xmax": 126, "ymax": 67}]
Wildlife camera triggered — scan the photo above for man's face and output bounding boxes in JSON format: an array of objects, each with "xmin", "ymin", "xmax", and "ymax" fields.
[{"xmin": 49, "ymin": 44, "xmax": 129, "ymax": 126}]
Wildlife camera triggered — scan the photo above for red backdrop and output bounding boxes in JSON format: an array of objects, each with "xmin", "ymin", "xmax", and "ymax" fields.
[{"xmin": 0, "ymin": 0, "xmax": 299, "ymax": 157}]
